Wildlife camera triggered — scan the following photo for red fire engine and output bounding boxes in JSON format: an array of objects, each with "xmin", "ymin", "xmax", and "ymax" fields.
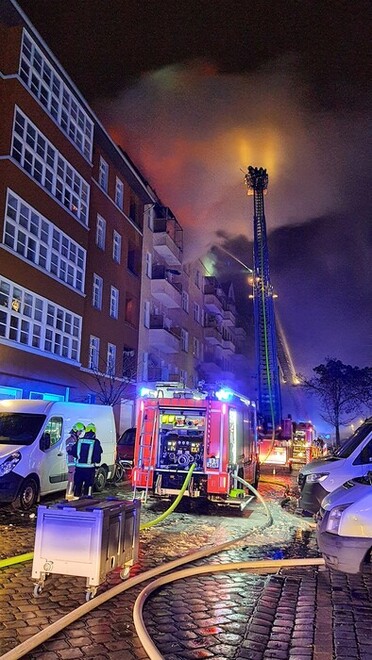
[{"xmin": 132, "ymin": 385, "xmax": 259, "ymax": 506}]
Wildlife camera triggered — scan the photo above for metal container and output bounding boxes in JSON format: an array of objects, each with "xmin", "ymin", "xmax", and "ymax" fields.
[{"xmin": 31, "ymin": 497, "xmax": 141, "ymax": 600}]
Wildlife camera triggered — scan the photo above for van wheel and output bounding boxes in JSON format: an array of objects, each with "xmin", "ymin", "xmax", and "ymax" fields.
[
  {"xmin": 253, "ymin": 466, "xmax": 260, "ymax": 490},
  {"xmin": 12, "ymin": 478, "xmax": 39, "ymax": 511},
  {"xmin": 94, "ymin": 467, "xmax": 107, "ymax": 492}
]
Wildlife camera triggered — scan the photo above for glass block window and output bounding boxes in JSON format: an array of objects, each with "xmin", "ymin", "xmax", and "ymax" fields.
[
  {"xmin": 98, "ymin": 157, "xmax": 109, "ymax": 191},
  {"xmin": 19, "ymin": 30, "xmax": 93, "ymax": 160},
  {"xmin": 11, "ymin": 107, "xmax": 90, "ymax": 224},
  {"xmin": 0, "ymin": 276, "xmax": 81, "ymax": 361},
  {"xmin": 110, "ymin": 286, "xmax": 119, "ymax": 319},
  {"xmin": 4, "ymin": 190, "xmax": 86, "ymax": 292},
  {"xmin": 89, "ymin": 335, "xmax": 100, "ymax": 370},
  {"xmin": 96, "ymin": 214, "xmax": 106, "ymax": 250},
  {"xmin": 113, "ymin": 230, "xmax": 121, "ymax": 263},
  {"xmin": 92, "ymin": 274, "xmax": 103, "ymax": 309},
  {"xmin": 115, "ymin": 177, "xmax": 124, "ymax": 209}
]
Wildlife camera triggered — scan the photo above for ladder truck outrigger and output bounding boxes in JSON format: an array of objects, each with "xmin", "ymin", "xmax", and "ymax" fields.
[{"xmin": 131, "ymin": 383, "xmax": 260, "ymax": 509}]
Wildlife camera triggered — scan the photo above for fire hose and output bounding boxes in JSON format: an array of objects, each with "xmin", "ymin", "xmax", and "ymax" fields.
[{"xmin": 0, "ymin": 465, "xmax": 322, "ymax": 660}]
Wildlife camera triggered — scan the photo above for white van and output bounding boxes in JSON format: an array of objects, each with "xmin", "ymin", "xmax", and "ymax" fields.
[
  {"xmin": 0, "ymin": 400, "xmax": 117, "ymax": 510},
  {"xmin": 298, "ymin": 417, "xmax": 372, "ymax": 513},
  {"xmin": 316, "ymin": 474, "xmax": 372, "ymax": 574}
]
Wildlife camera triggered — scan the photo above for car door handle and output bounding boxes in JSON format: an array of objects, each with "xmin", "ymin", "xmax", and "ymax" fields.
[{"xmin": 57, "ymin": 452, "xmax": 63, "ymax": 456}]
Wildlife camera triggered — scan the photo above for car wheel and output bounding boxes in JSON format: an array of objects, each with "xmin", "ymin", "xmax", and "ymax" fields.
[
  {"xmin": 12, "ymin": 478, "xmax": 39, "ymax": 511},
  {"xmin": 94, "ymin": 466, "xmax": 107, "ymax": 492}
]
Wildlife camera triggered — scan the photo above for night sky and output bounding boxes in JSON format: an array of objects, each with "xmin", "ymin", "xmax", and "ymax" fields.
[{"xmin": 17, "ymin": 0, "xmax": 372, "ymax": 387}]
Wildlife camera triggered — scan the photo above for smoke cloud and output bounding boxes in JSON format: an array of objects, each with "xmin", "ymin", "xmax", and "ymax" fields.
[{"xmin": 95, "ymin": 56, "xmax": 370, "ymax": 262}]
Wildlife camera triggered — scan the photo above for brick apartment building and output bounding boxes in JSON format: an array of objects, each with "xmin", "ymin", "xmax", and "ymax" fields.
[{"xmin": 0, "ymin": 0, "xmax": 153, "ymax": 429}]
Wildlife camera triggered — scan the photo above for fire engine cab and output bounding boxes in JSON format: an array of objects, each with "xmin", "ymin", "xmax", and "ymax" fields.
[{"xmin": 132, "ymin": 384, "xmax": 260, "ymax": 507}]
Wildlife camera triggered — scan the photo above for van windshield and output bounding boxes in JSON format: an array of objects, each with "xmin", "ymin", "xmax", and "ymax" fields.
[
  {"xmin": 333, "ymin": 421, "xmax": 372, "ymax": 459},
  {"xmin": 0, "ymin": 413, "xmax": 46, "ymax": 446}
]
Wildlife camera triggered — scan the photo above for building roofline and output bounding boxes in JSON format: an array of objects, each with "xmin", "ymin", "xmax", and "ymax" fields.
[{"xmin": 8, "ymin": 0, "xmax": 156, "ymax": 202}]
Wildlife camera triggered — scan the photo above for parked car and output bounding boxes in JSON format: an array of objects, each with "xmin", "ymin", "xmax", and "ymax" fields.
[
  {"xmin": 298, "ymin": 417, "xmax": 372, "ymax": 513},
  {"xmin": 0, "ymin": 400, "xmax": 117, "ymax": 510},
  {"xmin": 316, "ymin": 473, "xmax": 372, "ymax": 574},
  {"xmin": 117, "ymin": 427, "xmax": 136, "ymax": 462}
]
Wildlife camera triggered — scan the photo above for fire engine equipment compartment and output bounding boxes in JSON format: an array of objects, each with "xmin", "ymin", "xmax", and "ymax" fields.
[
  {"xmin": 31, "ymin": 497, "xmax": 140, "ymax": 601},
  {"xmin": 132, "ymin": 385, "xmax": 259, "ymax": 506}
]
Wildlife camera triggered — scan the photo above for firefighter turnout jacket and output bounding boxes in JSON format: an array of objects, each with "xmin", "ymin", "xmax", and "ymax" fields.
[{"xmin": 71, "ymin": 431, "xmax": 103, "ymax": 467}]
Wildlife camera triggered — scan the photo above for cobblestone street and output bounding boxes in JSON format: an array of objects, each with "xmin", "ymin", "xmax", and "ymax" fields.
[{"xmin": 0, "ymin": 472, "xmax": 371, "ymax": 660}]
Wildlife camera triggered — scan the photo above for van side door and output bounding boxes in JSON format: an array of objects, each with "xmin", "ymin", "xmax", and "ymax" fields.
[{"xmin": 39, "ymin": 416, "xmax": 65, "ymax": 494}]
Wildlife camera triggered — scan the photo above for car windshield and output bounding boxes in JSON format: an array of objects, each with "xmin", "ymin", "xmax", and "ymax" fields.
[
  {"xmin": 118, "ymin": 428, "xmax": 135, "ymax": 446},
  {"xmin": 333, "ymin": 421, "xmax": 372, "ymax": 459},
  {"xmin": 0, "ymin": 412, "xmax": 46, "ymax": 446}
]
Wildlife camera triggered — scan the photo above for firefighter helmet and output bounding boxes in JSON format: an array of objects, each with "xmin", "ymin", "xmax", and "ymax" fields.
[
  {"xmin": 85, "ymin": 422, "xmax": 96, "ymax": 434},
  {"xmin": 72, "ymin": 422, "xmax": 85, "ymax": 433}
]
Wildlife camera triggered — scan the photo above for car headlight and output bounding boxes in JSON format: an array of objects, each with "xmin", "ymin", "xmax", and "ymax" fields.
[
  {"xmin": 326, "ymin": 504, "xmax": 351, "ymax": 534},
  {"xmin": 306, "ymin": 472, "xmax": 329, "ymax": 483},
  {"xmin": 0, "ymin": 452, "xmax": 21, "ymax": 477}
]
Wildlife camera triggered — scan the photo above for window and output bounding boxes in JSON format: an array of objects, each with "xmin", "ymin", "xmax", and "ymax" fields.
[
  {"xmin": 92, "ymin": 274, "xmax": 103, "ymax": 309},
  {"xmin": 107, "ymin": 343, "xmax": 116, "ymax": 374},
  {"xmin": 30, "ymin": 392, "xmax": 64, "ymax": 401},
  {"xmin": 42, "ymin": 416, "xmax": 63, "ymax": 447},
  {"xmin": 125, "ymin": 296, "xmax": 136, "ymax": 325},
  {"xmin": 4, "ymin": 190, "xmax": 86, "ymax": 292},
  {"xmin": 123, "ymin": 347, "xmax": 136, "ymax": 378},
  {"xmin": 0, "ymin": 275, "xmax": 81, "ymax": 361},
  {"xmin": 144, "ymin": 301, "xmax": 150, "ymax": 328},
  {"xmin": 19, "ymin": 30, "xmax": 93, "ymax": 160},
  {"xmin": 145, "ymin": 252, "xmax": 152, "ymax": 278},
  {"xmin": 110, "ymin": 286, "xmax": 119, "ymax": 319},
  {"xmin": 98, "ymin": 157, "xmax": 109, "ymax": 191},
  {"xmin": 127, "ymin": 244, "xmax": 141, "ymax": 276},
  {"xmin": 195, "ymin": 269, "xmax": 201, "ymax": 288},
  {"xmin": 115, "ymin": 177, "xmax": 124, "ymax": 209},
  {"xmin": 113, "ymin": 230, "xmax": 121, "ymax": 263},
  {"xmin": 89, "ymin": 335, "xmax": 100, "ymax": 370},
  {"xmin": 193, "ymin": 302, "xmax": 200, "ymax": 323},
  {"xmin": 0, "ymin": 386, "xmax": 23, "ymax": 399},
  {"xmin": 182, "ymin": 291, "xmax": 189, "ymax": 313},
  {"xmin": 193, "ymin": 337, "xmax": 200, "ymax": 358},
  {"xmin": 96, "ymin": 214, "xmax": 106, "ymax": 250},
  {"xmin": 12, "ymin": 108, "xmax": 89, "ymax": 224},
  {"xmin": 181, "ymin": 329, "xmax": 189, "ymax": 352}
]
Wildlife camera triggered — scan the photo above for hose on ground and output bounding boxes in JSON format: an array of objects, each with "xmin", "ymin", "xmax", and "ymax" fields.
[{"xmin": 140, "ymin": 463, "xmax": 196, "ymax": 530}]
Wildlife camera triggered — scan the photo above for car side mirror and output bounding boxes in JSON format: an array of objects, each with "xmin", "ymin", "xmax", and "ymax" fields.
[{"xmin": 40, "ymin": 432, "xmax": 51, "ymax": 451}]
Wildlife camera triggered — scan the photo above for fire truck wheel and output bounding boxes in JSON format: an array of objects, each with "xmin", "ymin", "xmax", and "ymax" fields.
[{"xmin": 253, "ymin": 467, "xmax": 260, "ymax": 491}]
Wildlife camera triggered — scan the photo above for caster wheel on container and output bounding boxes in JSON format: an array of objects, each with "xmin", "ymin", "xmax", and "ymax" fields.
[
  {"xmin": 85, "ymin": 587, "xmax": 97, "ymax": 601},
  {"xmin": 120, "ymin": 566, "xmax": 130, "ymax": 580},
  {"xmin": 33, "ymin": 584, "xmax": 43, "ymax": 597}
]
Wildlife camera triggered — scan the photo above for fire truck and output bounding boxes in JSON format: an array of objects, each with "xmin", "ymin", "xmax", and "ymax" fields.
[{"xmin": 132, "ymin": 384, "xmax": 259, "ymax": 507}]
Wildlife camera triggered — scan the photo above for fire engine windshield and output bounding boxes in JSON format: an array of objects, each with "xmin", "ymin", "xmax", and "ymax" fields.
[{"xmin": 0, "ymin": 413, "xmax": 46, "ymax": 445}]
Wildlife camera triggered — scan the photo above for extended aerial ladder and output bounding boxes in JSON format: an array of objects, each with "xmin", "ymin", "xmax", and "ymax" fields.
[{"xmin": 245, "ymin": 166, "xmax": 282, "ymax": 432}]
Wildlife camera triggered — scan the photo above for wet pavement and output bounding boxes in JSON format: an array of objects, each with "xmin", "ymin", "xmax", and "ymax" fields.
[{"xmin": 0, "ymin": 469, "xmax": 371, "ymax": 659}]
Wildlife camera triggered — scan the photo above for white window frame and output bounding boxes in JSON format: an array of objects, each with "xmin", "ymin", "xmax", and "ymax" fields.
[
  {"xmin": 193, "ymin": 337, "xmax": 200, "ymax": 358},
  {"xmin": 113, "ymin": 230, "xmax": 121, "ymax": 263},
  {"xmin": 4, "ymin": 189, "xmax": 86, "ymax": 292},
  {"xmin": 181, "ymin": 328, "xmax": 189, "ymax": 352},
  {"xmin": 0, "ymin": 275, "xmax": 81, "ymax": 362},
  {"xmin": 98, "ymin": 156, "xmax": 109, "ymax": 191},
  {"xmin": 0, "ymin": 386, "xmax": 23, "ymax": 399},
  {"xmin": 89, "ymin": 335, "xmax": 100, "ymax": 370},
  {"xmin": 96, "ymin": 214, "xmax": 106, "ymax": 250},
  {"xmin": 107, "ymin": 343, "xmax": 116, "ymax": 374},
  {"xmin": 182, "ymin": 291, "xmax": 189, "ymax": 313},
  {"xmin": 193, "ymin": 302, "xmax": 200, "ymax": 323},
  {"xmin": 110, "ymin": 286, "xmax": 119, "ymax": 319},
  {"xmin": 92, "ymin": 273, "xmax": 103, "ymax": 309},
  {"xmin": 145, "ymin": 252, "xmax": 152, "ymax": 278},
  {"xmin": 144, "ymin": 301, "xmax": 150, "ymax": 328},
  {"xmin": 11, "ymin": 107, "xmax": 90, "ymax": 224},
  {"xmin": 19, "ymin": 30, "xmax": 93, "ymax": 161},
  {"xmin": 115, "ymin": 177, "xmax": 124, "ymax": 209}
]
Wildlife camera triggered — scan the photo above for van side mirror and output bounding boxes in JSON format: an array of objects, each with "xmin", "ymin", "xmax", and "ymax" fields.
[{"xmin": 40, "ymin": 432, "xmax": 51, "ymax": 451}]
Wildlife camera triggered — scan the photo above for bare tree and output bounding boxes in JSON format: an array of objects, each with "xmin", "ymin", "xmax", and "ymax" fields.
[
  {"xmin": 86, "ymin": 350, "xmax": 137, "ymax": 407},
  {"xmin": 298, "ymin": 358, "xmax": 372, "ymax": 446}
]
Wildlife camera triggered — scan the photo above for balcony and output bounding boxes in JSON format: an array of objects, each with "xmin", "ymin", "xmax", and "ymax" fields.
[
  {"xmin": 204, "ymin": 293, "xmax": 223, "ymax": 315},
  {"xmin": 222, "ymin": 308, "xmax": 236, "ymax": 325},
  {"xmin": 204, "ymin": 326, "xmax": 222, "ymax": 345},
  {"xmin": 153, "ymin": 216, "xmax": 183, "ymax": 266},
  {"xmin": 148, "ymin": 315, "xmax": 181, "ymax": 353},
  {"xmin": 222, "ymin": 338, "xmax": 236, "ymax": 353},
  {"xmin": 151, "ymin": 265, "xmax": 182, "ymax": 308}
]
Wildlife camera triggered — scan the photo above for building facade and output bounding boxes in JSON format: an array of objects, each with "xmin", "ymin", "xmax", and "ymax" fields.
[{"xmin": 0, "ymin": 1, "xmax": 152, "ymax": 430}]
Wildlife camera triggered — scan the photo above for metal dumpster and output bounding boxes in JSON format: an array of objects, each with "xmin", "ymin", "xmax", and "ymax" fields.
[{"xmin": 31, "ymin": 497, "xmax": 141, "ymax": 600}]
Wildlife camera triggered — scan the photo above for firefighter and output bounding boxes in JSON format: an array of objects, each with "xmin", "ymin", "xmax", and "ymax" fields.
[
  {"xmin": 65, "ymin": 422, "xmax": 85, "ymax": 499},
  {"xmin": 71, "ymin": 422, "xmax": 103, "ymax": 498}
]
